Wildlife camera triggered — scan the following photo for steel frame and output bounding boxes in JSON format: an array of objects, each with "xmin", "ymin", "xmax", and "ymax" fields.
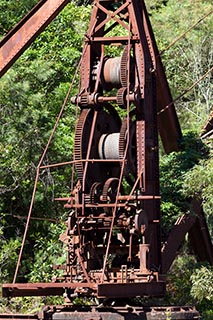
[{"xmin": 1, "ymin": 0, "xmax": 213, "ymax": 305}]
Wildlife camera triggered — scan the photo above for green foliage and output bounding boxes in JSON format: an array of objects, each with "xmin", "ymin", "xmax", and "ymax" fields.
[
  {"xmin": 0, "ymin": 2, "xmax": 90, "ymax": 304},
  {"xmin": 0, "ymin": 226, "xmax": 21, "ymax": 283},
  {"xmin": 165, "ymin": 256, "xmax": 213, "ymax": 319},
  {"xmin": 202, "ymin": 310, "xmax": 213, "ymax": 320},
  {"xmin": 160, "ymin": 132, "xmax": 213, "ymax": 316},
  {"xmin": 165, "ymin": 255, "xmax": 197, "ymax": 306},
  {"xmin": 0, "ymin": 3, "xmax": 90, "ymax": 229},
  {"xmin": 191, "ymin": 265, "xmax": 213, "ymax": 302},
  {"xmin": 150, "ymin": 0, "xmax": 213, "ymax": 131},
  {"xmin": 0, "ymin": 0, "xmax": 37, "ymax": 36},
  {"xmin": 0, "ymin": 296, "xmax": 64, "ymax": 314},
  {"xmin": 190, "ymin": 265, "xmax": 213, "ymax": 319},
  {"xmin": 182, "ymin": 151, "xmax": 213, "ymax": 236},
  {"xmin": 160, "ymin": 131, "xmax": 208, "ymax": 235},
  {"xmin": 145, "ymin": 0, "xmax": 168, "ymax": 11},
  {"xmin": 27, "ymin": 223, "xmax": 66, "ymax": 282}
]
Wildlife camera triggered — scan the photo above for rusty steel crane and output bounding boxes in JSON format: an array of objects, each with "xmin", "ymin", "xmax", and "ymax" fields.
[{"xmin": 1, "ymin": 0, "xmax": 212, "ymax": 319}]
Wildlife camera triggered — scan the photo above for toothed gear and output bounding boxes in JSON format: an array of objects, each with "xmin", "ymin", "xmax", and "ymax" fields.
[
  {"xmin": 90, "ymin": 182, "xmax": 103, "ymax": 204},
  {"xmin": 117, "ymin": 87, "xmax": 127, "ymax": 108},
  {"xmin": 119, "ymin": 115, "xmax": 137, "ymax": 185},
  {"xmin": 74, "ymin": 108, "xmax": 90, "ymax": 183},
  {"xmin": 74, "ymin": 105, "xmax": 121, "ymax": 192},
  {"xmin": 80, "ymin": 92, "xmax": 89, "ymax": 108},
  {"xmin": 102, "ymin": 178, "xmax": 120, "ymax": 203},
  {"xmin": 120, "ymin": 46, "xmax": 129, "ymax": 88}
]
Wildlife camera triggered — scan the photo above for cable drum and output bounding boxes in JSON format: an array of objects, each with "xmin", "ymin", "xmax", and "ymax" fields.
[
  {"xmin": 102, "ymin": 57, "xmax": 121, "ymax": 89},
  {"xmin": 98, "ymin": 133, "xmax": 120, "ymax": 159},
  {"xmin": 74, "ymin": 106, "xmax": 121, "ymax": 191}
]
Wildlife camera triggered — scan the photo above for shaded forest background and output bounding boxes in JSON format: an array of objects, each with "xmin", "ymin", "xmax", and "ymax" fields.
[{"xmin": 0, "ymin": 0, "xmax": 212, "ymax": 318}]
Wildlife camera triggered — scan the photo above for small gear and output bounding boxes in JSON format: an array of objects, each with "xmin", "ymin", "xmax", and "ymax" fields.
[
  {"xmin": 102, "ymin": 178, "xmax": 120, "ymax": 203},
  {"xmin": 80, "ymin": 92, "xmax": 89, "ymax": 108},
  {"xmin": 90, "ymin": 182, "xmax": 103, "ymax": 204},
  {"xmin": 117, "ymin": 87, "xmax": 127, "ymax": 108}
]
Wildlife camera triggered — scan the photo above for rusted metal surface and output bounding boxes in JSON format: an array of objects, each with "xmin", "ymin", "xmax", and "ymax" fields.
[
  {"xmin": 161, "ymin": 199, "xmax": 213, "ymax": 273},
  {"xmin": 161, "ymin": 214, "xmax": 197, "ymax": 274},
  {"xmin": 0, "ymin": 0, "xmax": 70, "ymax": 78},
  {"xmin": 51, "ymin": 306, "xmax": 200, "ymax": 320},
  {"xmin": 0, "ymin": 2, "xmax": 211, "ymax": 318},
  {"xmin": 0, "ymin": 306, "xmax": 199, "ymax": 320},
  {"xmin": 0, "ymin": 306, "xmax": 200, "ymax": 320},
  {"xmin": 188, "ymin": 199, "xmax": 213, "ymax": 265},
  {"xmin": 3, "ymin": 0, "xmax": 165, "ymax": 300},
  {"xmin": 145, "ymin": 306, "xmax": 200, "ymax": 320},
  {"xmin": 50, "ymin": 0, "xmax": 165, "ymax": 300},
  {"xmin": 2, "ymin": 282, "xmax": 96, "ymax": 298},
  {"xmin": 97, "ymin": 281, "xmax": 165, "ymax": 298}
]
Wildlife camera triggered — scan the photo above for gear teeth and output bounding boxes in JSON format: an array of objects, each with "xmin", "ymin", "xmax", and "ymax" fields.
[
  {"xmin": 74, "ymin": 109, "xmax": 91, "ymax": 182},
  {"xmin": 119, "ymin": 118, "xmax": 127, "ymax": 162},
  {"xmin": 102, "ymin": 178, "xmax": 119, "ymax": 203},
  {"xmin": 119, "ymin": 116, "xmax": 136, "ymax": 185},
  {"xmin": 120, "ymin": 46, "xmax": 130, "ymax": 87},
  {"xmin": 74, "ymin": 105, "xmax": 122, "ymax": 191},
  {"xmin": 117, "ymin": 87, "xmax": 127, "ymax": 108},
  {"xmin": 90, "ymin": 182, "xmax": 102, "ymax": 204},
  {"xmin": 80, "ymin": 93, "xmax": 89, "ymax": 108}
]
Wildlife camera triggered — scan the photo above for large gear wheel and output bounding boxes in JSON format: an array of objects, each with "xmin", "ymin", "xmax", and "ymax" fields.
[
  {"xmin": 120, "ymin": 45, "xmax": 135, "ymax": 88},
  {"xmin": 74, "ymin": 105, "xmax": 121, "ymax": 192},
  {"xmin": 119, "ymin": 114, "xmax": 137, "ymax": 185}
]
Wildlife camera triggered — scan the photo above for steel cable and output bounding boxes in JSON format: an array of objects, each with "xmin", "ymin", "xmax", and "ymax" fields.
[
  {"xmin": 159, "ymin": 9, "xmax": 213, "ymax": 56},
  {"xmin": 157, "ymin": 66, "xmax": 213, "ymax": 117}
]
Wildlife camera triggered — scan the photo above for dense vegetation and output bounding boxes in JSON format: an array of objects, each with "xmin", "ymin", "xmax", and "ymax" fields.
[{"xmin": 0, "ymin": 0, "xmax": 212, "ymax": 318}]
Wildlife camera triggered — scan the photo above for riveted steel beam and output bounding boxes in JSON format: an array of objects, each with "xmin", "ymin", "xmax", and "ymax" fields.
[{"xmin": 0, "ymin": 0, "xmax": 70, "ymax": 78}]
